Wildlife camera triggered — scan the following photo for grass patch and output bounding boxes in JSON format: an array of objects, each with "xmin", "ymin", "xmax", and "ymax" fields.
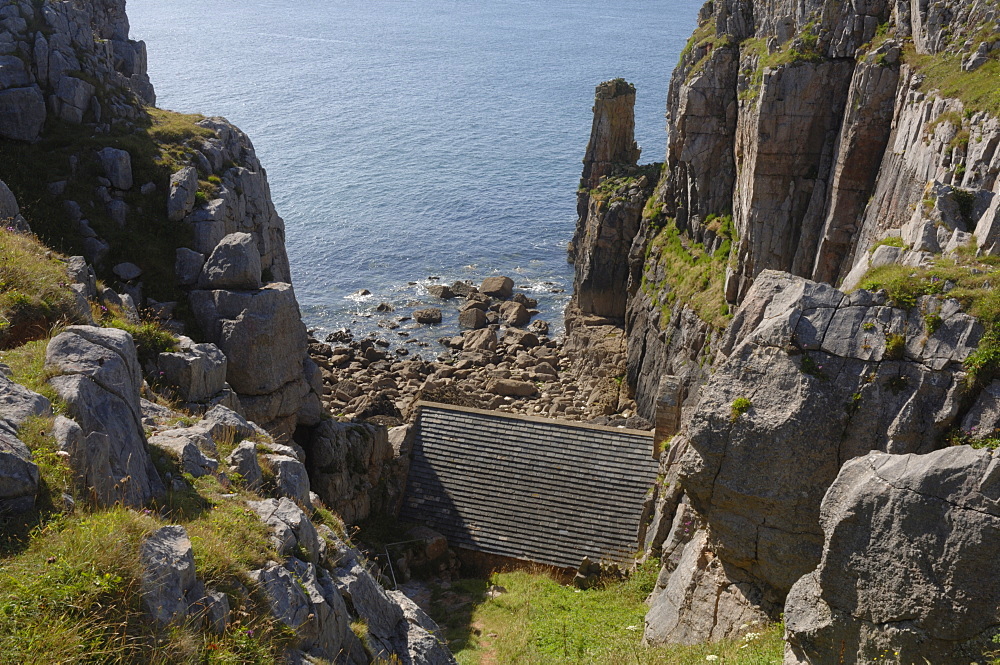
[
  {"xmin": 738, "ymin": 25, "xmax": 825, "ymax": 103},
  {"xmin": 99, "ymin": 310, "xmax": 178, "ymax": 367},
  {"xmin": 0, "ymin": 505, "xmax": 290, "ymax": 663},
  {"xmin": 433, "ymin": 564, "xmax": 782, "ymax": 664},
  {"xmin": 0, "ymin": 337, "xmax": 62, "ymax": 406},
  {"xmin": 586, "ymin": 163, "xmax": 661, "ymax": 206},
  {"xmin": 0, "ymin": 229, "xmax": 78, "ymax": 348},
  {"xmin": 679, "ymin": 15, "xmax": 735, "ymax": 82},
  {"xmin": 869, "ymin": 236, "xmax": 907, "ymax": 253},
  {"xmin": 641, "ymin": 218, "xmax": 734, "ymax": 330},
  {"xmin": 906, "ymin": 42, "xmax": 1000, "ymax": 117}
]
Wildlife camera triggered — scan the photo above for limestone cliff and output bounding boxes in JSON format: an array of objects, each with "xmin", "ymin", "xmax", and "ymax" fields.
[
  {"xmin": 568, "ymin": 0, "xmax": 1000, "ymax": 661},
  {"xmin": 0, "ymin": 0, "xmax": 320, "ymax": 439}
]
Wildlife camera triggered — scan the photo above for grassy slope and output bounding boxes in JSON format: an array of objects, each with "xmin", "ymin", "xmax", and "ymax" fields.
[{"xmin": 0, "ymin": 108, "xmax": 214, "ymax": 306}]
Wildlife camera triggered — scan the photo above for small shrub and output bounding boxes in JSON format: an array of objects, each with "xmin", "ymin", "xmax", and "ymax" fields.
[
  {"xmin": 924, "ymin": 312, "xmax": 943, "ymax": 335},
  {"xmin": 730, "ymin": 397, "xmax": 752, "ymax": 422},
  {"xmin": 884, "ymin": 334, "xmax": 907, "ymax": 360},
  {"xmin": 800, "ymin": 354, "xmax": 828, "ymax": 381}
]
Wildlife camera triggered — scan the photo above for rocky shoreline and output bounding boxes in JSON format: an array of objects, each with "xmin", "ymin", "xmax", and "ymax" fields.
[{"xmin": 308, "ymin": 275, "xmax": 651, "ymax": 429}]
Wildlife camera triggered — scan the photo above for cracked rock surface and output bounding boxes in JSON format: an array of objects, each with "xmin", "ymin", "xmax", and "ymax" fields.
[{"xmin": 785, "ymin": 446, "xmax": 1000, "ymax": 663}]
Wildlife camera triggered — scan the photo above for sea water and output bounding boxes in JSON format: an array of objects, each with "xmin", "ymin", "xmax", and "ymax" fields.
[{"xmin": 128, "ymin": 0, "xmax": 701, "ymax": 348}]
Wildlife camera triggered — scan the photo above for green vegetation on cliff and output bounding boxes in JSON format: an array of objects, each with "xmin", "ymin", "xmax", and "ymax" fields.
[
  {"xmin": 906, "ymin": 42, "xmax": 1000, "ymax": 117},
  {"xmin": 641, "ymin": 216, "xmax": 734, "ymax": 330},
  {"xmin": 857, "ymin": 247, "xmax": 1000, "ymax": 387},
  {"xmin": 0, "ymin": 229, "xmax": 78, "ymax": 348}
]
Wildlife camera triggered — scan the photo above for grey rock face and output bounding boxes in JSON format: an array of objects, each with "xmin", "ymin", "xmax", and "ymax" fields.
[
  {"xmin": 785, "ymin": 447, "xmax": 1000, "ymax": 663},
  {"xmin": 198, "ymin": 232, "xmax": 262, "ymax": 290},
  {"xmin": 156, "ymin": 337, "xmax": 227, "ymax": 403},
  {"xmin": 580, "ymin": 79, "xmax": 640, "ymax": 190},
  {"xmin": 167, "ymin": 166, "xmax": 198, "ymax": 222},
  {"xmin": 249, "ymin": 497, "xmax": 321, "ymax": 564},
  {"xmin": 387, "ymin": 590, "xmax": 458, "ymax": 665},
  {"xmin": 140, "ymin": 525, "xmax": 197, "ymax": 625},
  {"xmin": 0, "ymin": 430, "xmax": 39, "ymax": 513},
  {"xmin": 45, "ymin": 326, "xmax": 164, "ymax": 507},
  {"xmin": 645, "ymin": 271, "xmax": 977, "ymax": 644},
  {"xmin": 96, "ymin": 147, "xmax": 132, "ymax": 190},
  {"xmin": 0, "ymin": 86, "xmax": 45, "ymax": 141},
  {"xmin": 570, "ymin": 174, "xmax": 653, "ymax": 320},
  {"xmin": 174, "ymin": 248, "xmax": 205, "ymax": 287},
  {"xmin": 148, "ymin": 429, "xmax": 218, "ymax": 478},
  {"xmin": 201, "ymin": 404, "xmax": 258, "ymax": 443},
  {"xmin": 335, "ymin": 557, "xmax": 457, "ymax": 664},
  {"xmin": 190, "ymin": 283, "xmax": 313, "ymax": 436},
  {"xmin": 52, "ymin": 415, "xmax": 114, "ymax": 504},
  {"xmin": 226, "ymin": 440, "xmax": 262, "ymax": 491},
  {"xmin": 262, "ymin": 454, "xmax": 311, "ymax": 507},
  {"xmin": 308, "ymin": 420, "xmax": 398, "ymax": 524},
  {"xmin": 249, "ymin": 559, "xmax": 350, "ymax": 660},
  {"xmin": 961, "ymin": 381, "xmax": 1000, "ymax": 438}
]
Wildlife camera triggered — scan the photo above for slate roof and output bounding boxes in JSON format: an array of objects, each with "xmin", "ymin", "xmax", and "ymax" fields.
[{"xmin": 400, "ymin": 402, "xmax": 658, "ymax": 569}]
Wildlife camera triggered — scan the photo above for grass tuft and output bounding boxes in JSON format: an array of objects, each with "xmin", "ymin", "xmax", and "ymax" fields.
[{"xmin": 0, "ymin": 229, "xmax": 78, "ymax": 349}]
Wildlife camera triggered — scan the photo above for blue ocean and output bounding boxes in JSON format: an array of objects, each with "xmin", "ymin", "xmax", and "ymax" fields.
[{"xmin": 128, "ymin": 0, "xmax": 701, "ymax": 344}]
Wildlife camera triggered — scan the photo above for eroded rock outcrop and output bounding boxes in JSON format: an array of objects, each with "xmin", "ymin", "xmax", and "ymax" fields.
[
  {"xmin": 0, "ymin": 0, "xmax": 152, "ymax": 141},
  {"xmin": 45, "ymin": 325, "xmax": 164, "ymax": 507},
  {"xmin": 644, "ymin": 271, "xmax": 978, "ymax": 644},
  {"xmin": 191, "ymin": 281, "xmax": 321, "ymax": 438}
]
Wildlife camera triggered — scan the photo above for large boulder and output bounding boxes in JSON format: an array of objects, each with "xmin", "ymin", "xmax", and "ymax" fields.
[
  {"xmin": 498, "ymin": 301, "xmax": 531, "ymax": 327},
  {"xmin": 645, "ymin": 272, "xmax": 978, "ymax": 644},
  {"xmin": 785, "ymin": 447, "xmax": 1000, "ymax": 663},
  {"xmin": 156, "ymin": 337, "xmax": 227, "ymax": 403},
  {"xmin": 139, "ymin": 526, "xmax": 198, "ymax": 625},
  {"xmin": 167, "ymin": 166, "xmax": 198, "ymax": 222},
  {"xmin": 97, "ymin": 147, "xmax": 133, "ymax": 190},
  {"xmin": 480, "ymin": 276, "xmax": 514, "ymax": 300},
  {"xmin": 190, "ymin": 283, "xmax": 314, "ymax": 434},
  {"xmin": 45, "ymin": 326, "xmax": 164, "ymax": 507},
  {"xmin": 462, "ymin": 328, "xmax": 497, "ymax": 353},
  {"xmin": 198, "ymin": 232, "xmax": 262, "ymax": 290}
]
